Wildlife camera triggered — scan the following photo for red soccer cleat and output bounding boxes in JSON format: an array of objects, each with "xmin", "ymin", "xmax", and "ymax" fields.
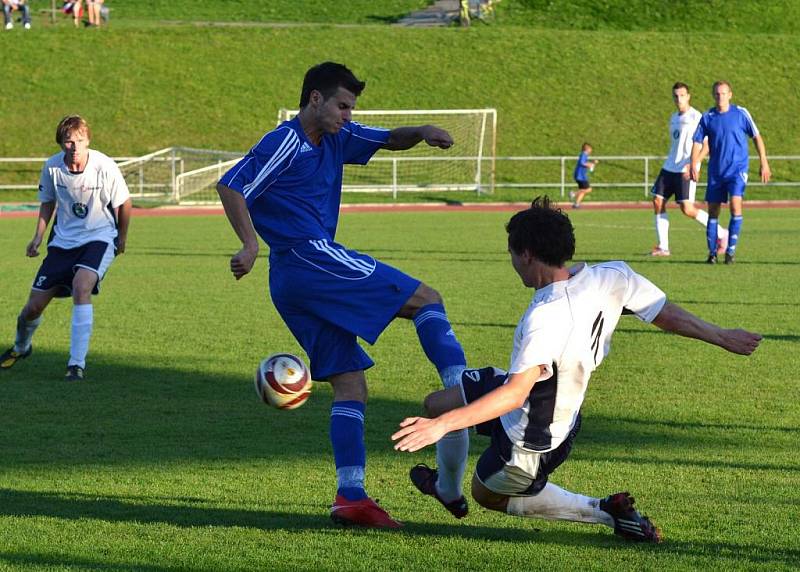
[{"xmin": 330, "ymin": 495, "xmax": 403, "ymax": 529}]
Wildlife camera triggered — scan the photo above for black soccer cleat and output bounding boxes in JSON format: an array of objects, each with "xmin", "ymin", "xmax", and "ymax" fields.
[
  {"xmin": 724, "ymin": 252, "xmax": 735, "ymax": 265},
  {"xmin": 706, "ymin": 254, "xmax": 717, "ymax": 265},
  {"xmin": 599, "ymin": 492, "xmax": 662, "ymax": 543},
  {"xmin": 409, "ymin": 463, "xmax": 468, "ymax": 519},
  {"xmin": 65, "ymin": 365, "xmax": 85, "ymax": 382},
  {"xmin": 0, "ymin": 346, "xmax": 32, "ymax": 370}
]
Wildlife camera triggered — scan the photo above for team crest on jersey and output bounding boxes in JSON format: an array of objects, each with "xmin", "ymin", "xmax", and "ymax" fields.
[
  {"xmin": 672, "ymin": 129, "xmax": 680, "ymax": 139},
  {"xmin": 72, "ymin": 202, "xmax": 88, "ymax": 218}
]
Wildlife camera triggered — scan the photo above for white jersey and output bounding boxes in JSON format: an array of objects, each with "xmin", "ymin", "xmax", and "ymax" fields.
[
  {"xmin": 662, "ymin": 107, "xmax": 703, "ymax": 173},
  {"xmin": 501, "ymin": 262, "xmax": 667, "ymax": 453},
  {"xmin": 38, "ymin": 149, "xmax": 130, "ymax": 250}
]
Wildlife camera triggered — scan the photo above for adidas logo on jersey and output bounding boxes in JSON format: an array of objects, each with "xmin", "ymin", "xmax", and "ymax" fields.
[{"xmin": 300, "ymin": 142, "xmax": 313, "ymax": 153}]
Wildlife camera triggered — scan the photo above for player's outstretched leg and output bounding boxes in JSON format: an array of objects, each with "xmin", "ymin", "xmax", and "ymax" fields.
[
  {"xmin": 328, "ymin": 397, "xmax": 401, "ymax": 529},
  {"xmin": 411, "ymin": 293, "xmax": 469, "ymax": 508},
  {"xmin": 505, "ymin": 483, "xmax": 661, "ymax": 543}
]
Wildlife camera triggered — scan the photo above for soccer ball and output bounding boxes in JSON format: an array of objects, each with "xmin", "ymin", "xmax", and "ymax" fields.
[{"xmin": 255, "ymin": 353, "xmax": 312, "ymax": 410}]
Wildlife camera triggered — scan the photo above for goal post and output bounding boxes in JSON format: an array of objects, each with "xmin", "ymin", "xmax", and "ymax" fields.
[{"xmin": 277, "ymin": 108, "xmax": 497, "ymax": 195}]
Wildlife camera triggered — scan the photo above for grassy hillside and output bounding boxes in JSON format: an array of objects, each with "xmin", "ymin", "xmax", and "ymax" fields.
[
  {"xmin": 497, "ymin": 0, "xmax": 800, "ymax": 34},
  {"xmin": 2, "ymin": 26, "xmax": 798, "ymax": 158}
]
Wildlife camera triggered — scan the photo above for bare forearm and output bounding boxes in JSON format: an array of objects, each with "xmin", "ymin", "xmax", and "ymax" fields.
[
  {"xmin": 383, "ymin": 126, "xmax": 426, "ymax": 151},
  {"xmin": 754, "ymin": 135, "xmax": 768, "ymax": 163},
  {"xmin": 116, "ymin": 199, "xmax": 132, "ymax": 241},
  {"xmin": 217, "ymin": 183, "xmax": 258, "ymax": 249},
  {"xmin": 651, "ymin": 302, "xmax": 762, "ymax": 355},
  {"xmin": 34, "ymin": 202, "xmax": 55, "ymax": 239}
]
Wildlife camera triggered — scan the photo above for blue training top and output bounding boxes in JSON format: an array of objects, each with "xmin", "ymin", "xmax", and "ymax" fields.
[
  {"xmin": 219, "ymin": 116, "xmax": 390, "ymax": 251},
  {"xmin": 573, "ymin": 151, "xmax": 590, "ymax": 181},
  {"xmin": 692, "ymin": 104, "xmax": 760, "ymax": 182}
]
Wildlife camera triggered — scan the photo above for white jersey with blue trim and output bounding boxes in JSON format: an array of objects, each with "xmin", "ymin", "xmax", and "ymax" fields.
[
  {"xmin": 692, "ymin": 104, "xmax": 759, "ymax": 181},
  {"xmin": 219, "ymin": 117, "xmax": 390, "ymax": 252},
  {"xmin": 501, "ymin": 262, "xmax": 667, "ymax": 453},
  {"xmin": 38, "ymin": 149, "xmax": 130, "ymax": 250},
  {"xmin": 663, "ymin": 107, "xmax": 702, "ymax": 173}
]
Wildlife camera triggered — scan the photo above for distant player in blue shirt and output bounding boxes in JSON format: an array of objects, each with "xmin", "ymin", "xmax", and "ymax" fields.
[
  {"xmin": 216, "ymin": 62, "xmax": 469, "ymax": 529},
  {"xmin": 570, "ymin": 142, "xmax": 598, "ymax": 208},
  {"xmin": 690, "ymin": 81, "xmax": 771, "ymax": 264}
]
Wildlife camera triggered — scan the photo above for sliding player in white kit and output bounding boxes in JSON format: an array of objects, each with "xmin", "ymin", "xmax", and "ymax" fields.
[
  {"xmin": 0, "ymin": 115, "xmax": 131, "ymax": 381},
  {"xmin": 650, "ymin": 82, "xmax": 728, "ymax": 257},
  {"xmin": 394, "ymin": 196, "xmax": 761, "ymax": 542}
]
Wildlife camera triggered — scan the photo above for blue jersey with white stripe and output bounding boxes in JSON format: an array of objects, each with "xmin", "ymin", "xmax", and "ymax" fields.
[
  {"xmin": 573, "ymin": 151, "xmax": 590, "ymax": 181},
  {"xmin": 693, "ymin": 104, "xmax": 759, "ymax": 181},
  {"xmin": 220, "ymin": 116, "xmax": 390, "ymax": 251}
]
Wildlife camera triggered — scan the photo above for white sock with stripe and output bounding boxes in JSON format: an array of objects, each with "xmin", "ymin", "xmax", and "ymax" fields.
[{"xmin": 507, "ymin": 482, "xmax": 614, "ymax": 527}]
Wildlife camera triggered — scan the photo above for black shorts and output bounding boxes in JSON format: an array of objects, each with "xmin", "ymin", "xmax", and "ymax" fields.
[
  {"xmin": 575, "ymin": 179, "xmax": 591, "ymax": 190},
  {"xmin": 32, "ymin": 240, "xmax": 115, "ymax": 298},
  {"xmin": 651, "ymin": 169, "xmax": 696, "ymax": 203},
  {"xmin": 460, "ymin": 366, "xmax": 582, "ymax": 495}
]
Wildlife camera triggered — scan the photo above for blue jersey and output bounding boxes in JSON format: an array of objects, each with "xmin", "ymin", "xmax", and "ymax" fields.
[
  {"xmin": 692, "ymin": 104, "xmax": 759, "ymax": 182},
  {"xmin": 219, "ymin": 117, "xmax": 390, "ymax": 251},
  {"xmin": 573, "ymin": 151, "xmax": 590, "ymax": 181}
]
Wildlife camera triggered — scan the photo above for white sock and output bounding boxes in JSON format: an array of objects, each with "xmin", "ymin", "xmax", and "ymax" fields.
[
  {"xmin": 435, "ymin": 430, "xmax": 469, "ymax": 502},
  {"xmin": 655, "ymin": 214, "xmax": 669, "ymax": 250},
  {"xmin": 506, "ymin": 482, "xmax": 614, "ymax": 527},
  {"xmin": 69, "ymin": 304, "xmax": 93, "ymax": 368},
  {"xmin": 14, "ymin": 314, "xmax": 41, "ymax": 353}
]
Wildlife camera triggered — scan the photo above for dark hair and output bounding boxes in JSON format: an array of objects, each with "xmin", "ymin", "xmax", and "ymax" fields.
[
  {"xmin": 506, "ymin": 196, "xmax": 575, "ymax": 267},
  {"xmin": 299, "ymin": 62, "xmax": 366, "ymax": 108},
  {"xmin": 56, "ymin": 115, "xmax": 91, "ymax": 145},
  {"xmin": 672, "ymin": 81, "xmax": 690, "ymax": 92},
  {"xmin": 581, "ymin": 142, "xmax": 592, "ymax": 150}
]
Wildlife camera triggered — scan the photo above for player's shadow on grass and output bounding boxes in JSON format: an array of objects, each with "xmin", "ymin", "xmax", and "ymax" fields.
[
  {"xmin": 0, "ymin": 489, "xmax": 798, "ymax": 568},
  {"xmin": 0, "ymin": 551, "xmax": 174, "ymax": 572}
]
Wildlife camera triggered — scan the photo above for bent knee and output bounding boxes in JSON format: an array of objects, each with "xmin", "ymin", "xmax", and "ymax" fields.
[
  {"xmin": 417, "ymin": 283, "xmax": 443, "ymax": 306},
  {"xmin": 471, "ymin": 474, "xmax": 509, "ymax": 512}
]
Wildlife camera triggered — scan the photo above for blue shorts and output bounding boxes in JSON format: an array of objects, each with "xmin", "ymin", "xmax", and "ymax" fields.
[
  {"xmin": 268, "ymin": 239, "xmax": 421, "ymax": 380},
  {"xmin": 705, "ymin": 172, "xmax": 748, "ymax": 203},
  {"xmin": 461, "ymin": 367, "xmax": 581, "ymax": 495},
  {"xmin": 32, "ymin": 240, "xmax": 116, "ymax": 298}
]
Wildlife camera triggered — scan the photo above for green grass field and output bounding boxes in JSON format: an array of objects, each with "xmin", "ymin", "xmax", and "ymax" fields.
[{"xmin": 1, "ymin": 207, "xmax": 798, "ymax": 571}]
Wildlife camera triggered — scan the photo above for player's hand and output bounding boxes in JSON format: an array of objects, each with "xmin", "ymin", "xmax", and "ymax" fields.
[
  {"xmin": 760, "ymin": 162, "xmax": 771, "ymax": 183},
  {"xmin": 116, "ymin": 237, "xmax": 126, "ymax": 255},
  {"xmin": 230, "ymin": 245, "xmax": 257, "ymax": 280},
  {"xmin": 720, "ymin": 329, "xmax": 763, "ymax": 355},
  {"xmin": 391, "ymin": 416, "xmax": 448, "ymax": 452},
  {"xmin": 689, "ymin": 164, "xmax": 700, "ymax": 182},
  {"xmin": 422, "ymin": 126, "xmax": 453, "ymax": 149},
  {"xmin": 26, "ymin": 236, "xmax": 42, "ymax": 257}
]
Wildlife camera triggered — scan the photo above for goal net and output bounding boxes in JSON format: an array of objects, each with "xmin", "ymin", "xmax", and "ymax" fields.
[{"xmin": 277, "ymin": 108, "xmax": 496, "ymax": 195}]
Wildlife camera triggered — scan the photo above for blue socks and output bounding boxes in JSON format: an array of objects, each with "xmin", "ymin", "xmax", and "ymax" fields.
[
  {"xmin": 414, "ymin": 303, "xmax": 467, "ymax": 383},
  {"xmin": 706, "ymin": 218, "xmax": 719, "ymax": 255},
  {"xmin": 330, "ymin": 400, "xmax": 368, "ymax": 501},
  {"xmin": 728, "ymin": 215, "xmax": 743, "ymax": 254}
]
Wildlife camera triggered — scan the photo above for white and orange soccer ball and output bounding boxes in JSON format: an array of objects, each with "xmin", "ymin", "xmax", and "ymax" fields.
[{"xmin": 255, "ymin": 353, "xmax": 312, "ymax": 410}]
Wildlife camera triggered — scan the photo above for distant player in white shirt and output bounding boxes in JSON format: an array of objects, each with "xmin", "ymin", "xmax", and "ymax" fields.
[
  {"xmin": 393, "ymin": 196, "xmax": 761, "ymax": 543},
  {"xmin": 0, "ymin": 115, "xmax": 132, "ymax": 381},
  {"xmin": 650, "ymin": 82, "xmax": 728, "ymax": 257}
]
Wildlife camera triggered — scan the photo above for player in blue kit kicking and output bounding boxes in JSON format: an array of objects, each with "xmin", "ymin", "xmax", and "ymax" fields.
[
  {"xmin": 216, "ymin": 62, "xmax": 469, "ymax": 529},
  {"xmin": 690, "ymin": 81, "xmax": 771, "ymax": 264}
]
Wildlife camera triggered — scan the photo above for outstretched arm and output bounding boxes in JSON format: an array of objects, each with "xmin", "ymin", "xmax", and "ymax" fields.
[
  {"xmin": 392, "ymin": 365, "xmax": 542, "ymax": 452},
  {"xmin": 382, "ymin": 125, "xmax": 453, "ymax": 151},
  {"xmin": 216, "ymin": 183, "xmax": 259, "ymax": 280},
  {"xmin": 651, "ymin": 302, "xmax": 762, "ymax": 355}
]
